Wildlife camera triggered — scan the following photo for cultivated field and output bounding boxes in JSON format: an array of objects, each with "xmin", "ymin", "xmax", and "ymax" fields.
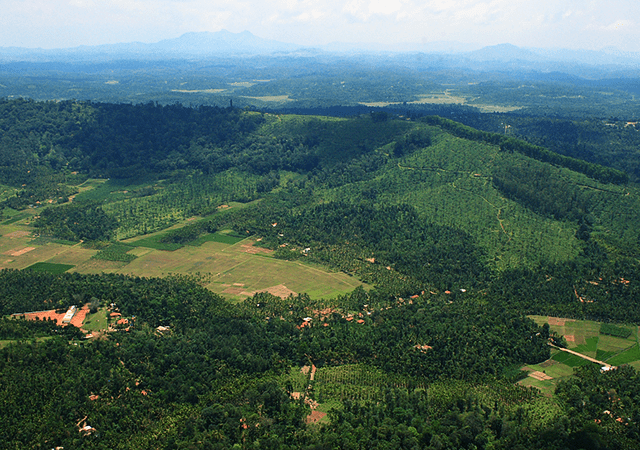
[
  {"xmin": 0, "ymin": 221, "xmax": 365, "ymax": 301},
  {"xmin": 520, "ymin": 316, "xmax": 640, "ymax": 395}
]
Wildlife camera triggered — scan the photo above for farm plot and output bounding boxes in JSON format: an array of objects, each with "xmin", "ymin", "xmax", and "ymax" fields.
[
  {"xmin": 524, "ymin": 316, "xmax": 639, "ymax": 393},
  {"xmin": 24, "ymin": 262, "xmax": 75, "ymax": 274},
  {"xmin": 608, "ymin": 344, "xmax": 640, "ymax": 369},
  {"xmin": 519, "ymin": 355, "xmax": 579, "ymax": 396},
  {"xmin": 0, "ymin": 243, "xmax": 71, "ymax": 270},
  {"xmin": 73, "ymin": 237, "xmax": 365, "ymax": 300}
]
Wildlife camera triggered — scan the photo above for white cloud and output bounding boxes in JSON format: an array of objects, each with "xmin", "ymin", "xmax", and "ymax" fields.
[
  {"xmin": 1, "ymin": 0, "xmax": 639, "ymax": 50},
  {"xmin": 369, "ymin": 0, "xmax": 404, "ymax": 16},
  {"xmin": 604, "ymin": 20, "xmax": 632, "ymax": 31}
]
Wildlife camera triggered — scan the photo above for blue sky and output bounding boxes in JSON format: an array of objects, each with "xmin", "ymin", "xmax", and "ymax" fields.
[{"xmin": 3, "ymin": 0, "xmax": 639, "ymax": 51}]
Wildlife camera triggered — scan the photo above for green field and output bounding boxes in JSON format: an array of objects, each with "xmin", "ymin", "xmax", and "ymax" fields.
[
  {"xmin": 82, "ymin": 307, "xmax": 109, "ymax": 332},
  {"xmin": 608, "ymin": 345, "xmax": 640, "ymax": 367},
  {"xmin": 129, "ymin": 234, "xmax": 184, "ymax": 251},
  {"xmin": 2, "ymin": 212, "xmax": 33, "ymax": 225},
  {"xmin": 188, "ymin": 231, "xmax": 245, "ymax": 246},
  {"xmin": 0, "ymin": 213, "xmax": 365, "ymax": 301},
  {"xmin": 520, "ymin": 316, "xmax": 640, "ymax": 395},
  {"xmin": 24, "ymin": 262, "xmax": 75, "ymax": 274}
]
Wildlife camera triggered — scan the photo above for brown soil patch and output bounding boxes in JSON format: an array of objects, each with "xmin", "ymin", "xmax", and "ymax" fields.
[
  {"xmin": 306, "ymin": 410, "xmax": 326, "ymax": 424},
  {"xmin": 16, "ymin": 309, "xmax": 66, "ymax": 324},
  {"xmin": 565, "ymin": 335, "xmax": 576, "ymax": 342},
  {"xmin": 4, "ymin": 247, "xmax": 36, "ymax": 257},
  {"xmin": 240, "ymin": 242, "xmax": 274, "ymax": 255},
  {"xmin": 70, "ymin": 305, "xmax": 90, "ymax": 329},
  {"xmin": 529, "ymin": 371, "xmax": 553, "ymax": 381},
  {"xmin": 540, "ymin": 360, "xmax": 556, "ymax": 368},
  {"xmin": 4, "ymin": 231, "xmax": 31, "ymax": 239},
  {"xmin": 252, "ymin": 284, "xmax": 296, "ymax": 299},
  {"xmin": 310, "ymin": 364, "xmax": 317, "ymax": 381},
  {"xmin": 548, "ymin": 317, "xmax": 575, "ymax": 326},
  {"xmin": 16, "ymin": 304, "xmax": 89, "ymax": 329}
]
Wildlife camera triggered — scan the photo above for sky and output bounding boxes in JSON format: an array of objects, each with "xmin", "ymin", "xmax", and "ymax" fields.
[{"xmin": 2, "ymin": 0, "xmax": 639, "ymax": 52}]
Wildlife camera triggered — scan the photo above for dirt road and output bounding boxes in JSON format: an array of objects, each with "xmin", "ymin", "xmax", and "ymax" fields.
[{"xmin": 549, "ymin": 343, "xmax": 614, "ymax": 368}]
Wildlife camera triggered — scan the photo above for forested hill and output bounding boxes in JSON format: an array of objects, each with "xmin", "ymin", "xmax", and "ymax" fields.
[
  {"xmin": 3, "ymin": 98, "xmax": 640, "ymax": 448},
  {"xmin": 2, "ymin": 98, "xmax": 640, "ymax": 271}
]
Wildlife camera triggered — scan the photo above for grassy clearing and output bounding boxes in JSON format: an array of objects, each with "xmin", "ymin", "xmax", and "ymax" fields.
[
  {"xmin": 67, "ymin": 237, "xmax": 365, "ymax": 300},
  {"xmin": 597, "ymin": 334, "xmax": 636, "ymax": 353},
  {"xmin": 24, "ymin": 262, "xmax": 75, "ymax": 274},
  {"xmin": 188, "ymin": 231, "xmax": 245, "ymax": 246},
  {"xmin": 519, "ymin": 355, "xmax": 575, "ymax": 396},
  {"xmin": 572, "ymin": 336, "xmax": 599, "ymax": 358},
  {"xmin": 82, "ymin": 307, "xmax": 109, "ymax": 332},
  {"xmin": 551, "ymin": 351, "xmax": 593, "ymax": 367},
  {"xmin": 171, "ymin": 89, "xmax": 226, "ymax": 94},
  {"xmin": 241, "ymin": 95, "xmax": 293, "ymax": 102},
  {"xmin": 518, "ymin": 377, "xmax": 555, "ymax": 396},
  {"xmin": 130, "ymin": 235, "xmax": 183, "ymax": 251}
]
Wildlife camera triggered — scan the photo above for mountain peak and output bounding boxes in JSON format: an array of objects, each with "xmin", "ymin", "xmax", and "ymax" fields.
[{"xmin": 152, "ymin": 30, "xmax": 298, "ymax": 55}]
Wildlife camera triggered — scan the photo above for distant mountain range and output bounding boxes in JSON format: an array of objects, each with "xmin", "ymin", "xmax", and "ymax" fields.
[{"xmin": 2, "ymin": 30, "xmax": 640, "ymax": 73}]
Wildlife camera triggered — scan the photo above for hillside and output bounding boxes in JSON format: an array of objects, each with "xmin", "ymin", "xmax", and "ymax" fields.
[{"xmin": 2, "ymin": 99, "xmax": 640, "ymax": 448}]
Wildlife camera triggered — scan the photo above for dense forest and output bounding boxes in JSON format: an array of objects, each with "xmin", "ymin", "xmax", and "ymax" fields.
[
  {"xmin": 3, "ymin": 271, "xmax": 639, "ymax": 449},
  {"xmin": 2, "ymin": 98, "xmax": 640, "ymax": 448}
]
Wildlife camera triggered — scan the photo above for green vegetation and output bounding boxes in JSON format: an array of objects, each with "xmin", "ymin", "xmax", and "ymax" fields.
[
  {"xmin": 600, "ymin": 323, "xmax": 633, "ymax": 339},
  {"xmin": 187, "ymin": 230, "xmax": 246, "ymax": 246},
  {"xmin": 23, "ymin": 262, "xmax": 74, "ymax": 274},
  {"xmin": 2, "ymin": 211, "xmax": 32, "ymax": 225},
  {"xmin": 92, "ymin": 242, "xmax": 137, "ymax": 262},
  {"xmin": 129, "ymin": 234, "xmax": 184, "ymax": 251},
  {"xmin": 81, "ymin": 307, "xmax": 108, "ymax": 332},
  {"xmin": 608, "ymin": 345, "xmax": 640, "ymax": 366},
  {"xmin": 1, "ymin": 97, "xmax": 640, "ymax": 448},
  {"xmin": 551, "ymin": 351, "xmax": 594, "ymax": 368}
]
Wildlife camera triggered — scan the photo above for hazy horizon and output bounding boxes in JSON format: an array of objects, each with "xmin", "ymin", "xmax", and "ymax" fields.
[{"xmin": 2, "ymin": 0, "xmax": 639, "ymax": 52}]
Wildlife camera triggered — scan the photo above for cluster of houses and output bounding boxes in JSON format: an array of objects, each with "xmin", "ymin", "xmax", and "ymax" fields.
[{"xmin": 107, "ymin": 304, "xmax": 134, "ymax": 332}]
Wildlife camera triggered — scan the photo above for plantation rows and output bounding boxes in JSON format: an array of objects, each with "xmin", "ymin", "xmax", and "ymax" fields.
[{"xmin": 313, "ymin": 364, "xmax": 426, "ymax": 403}]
